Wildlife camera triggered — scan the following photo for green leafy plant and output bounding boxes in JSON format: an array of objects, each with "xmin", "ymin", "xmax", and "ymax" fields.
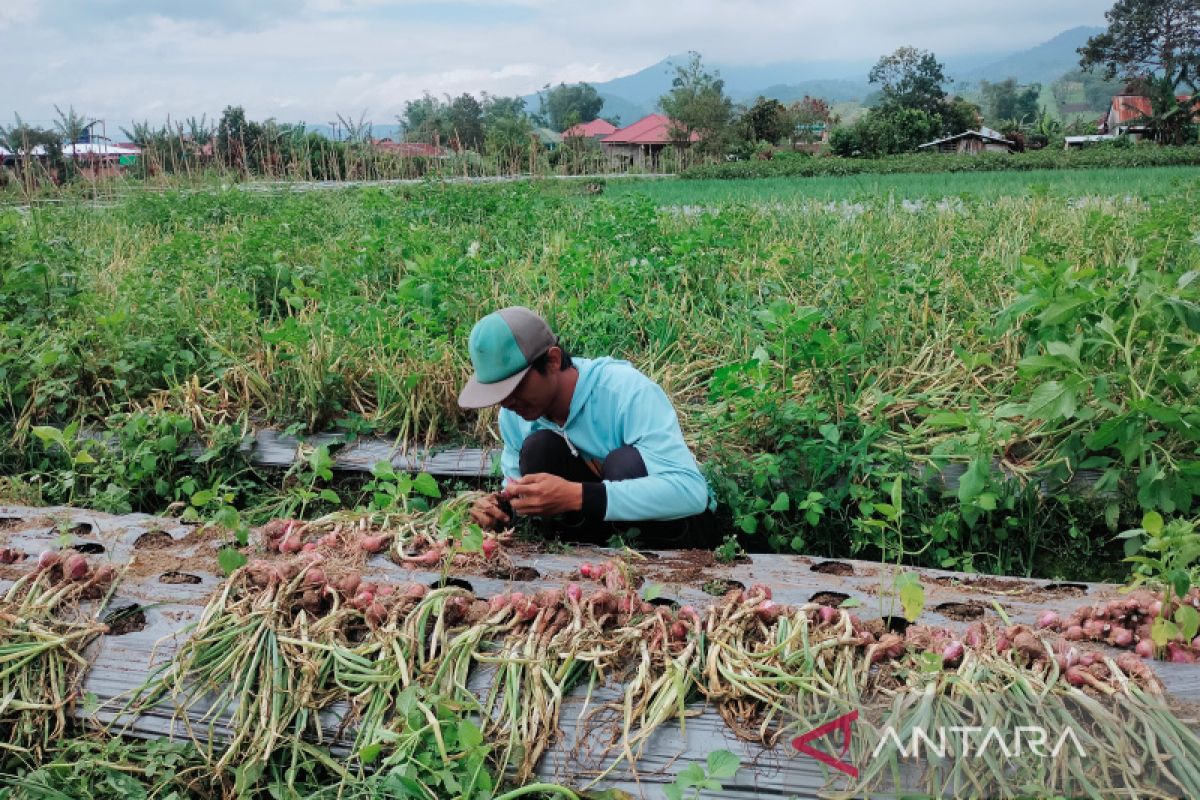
[
  {"xmin": 1122, "ymin": 511, "xmax": 1200, "ymax": 647},
  {"xmin": 664, "ymin": 750, "xmax": 740, "ymax": 800}
]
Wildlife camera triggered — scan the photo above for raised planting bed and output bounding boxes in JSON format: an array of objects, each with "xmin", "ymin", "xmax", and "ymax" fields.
[{"xmin": 3, "ymin": 503, "xmax": 1200, "ymax": 799}]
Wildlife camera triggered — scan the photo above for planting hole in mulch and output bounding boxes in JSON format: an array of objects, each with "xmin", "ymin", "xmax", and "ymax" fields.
[
  {"xmin": 71, "ymin": 542, "xmax": 105, "ymax": 555},
  {"xmin": 811, "ymin": 561, "xmax": 855, "ymax": 576},
  {"xmin": 70, "ymin": 523, "xmax": 94, "ymax": 537},
  {"xmin": 104, "ymin": 604, "xmax": 147, "ymax": 636},
  {"xmin": 882, "ymin": 616, "xmax": 911, "ymax": 634},
  {"xmin": 810, "ymin": 591, "xmax": 850, "ymax": 607},
  {"xmin": 0, "ymin": 517, "xmax": 19, "ymax": 532},
  {"xmin": 430, "ymin": 578, "xmax": 474, "ymax": 593},
  {"xmin": 507, "ymin": 566, "xmax": 540, "ymax": 582},
  {"xmin": 159, "ymin": 571, "xmax": 202, "ymax": 585},
  {"xmin": 135, "ymin": 530, "xmax": 175, "ymax": 550},
  {"xmin": 935, "ymin": 601, "xmax": 986, "ymax": 621},
  {"xmin": 931, "ymin": 575, "xmax": 1029, "ymax": 593},
  {"xmin": 702, "ymin": 578, "xmax": 744, "ymax": 596},
  {"xmin": 1043, "ymin": 583, "xmax": 1088, "ymax": 596},
  {"xmin": 647, "ymin": 597, "xmax": 680, "ymax": 609}
]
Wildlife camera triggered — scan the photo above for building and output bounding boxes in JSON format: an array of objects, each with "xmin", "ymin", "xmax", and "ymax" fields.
[
  {"xmin": 1064, "ymin": 134, "xmax": 1119, "ymax": 149},
  {"xmin": 1101, "ymin": 95, "xmax": 1154, "ymax": 139},
  {"xmin": 601, "ymin": 114, "xmax": 699, "ymax": 170},
  {"xmin": 917, "ymin": 127, "xmax": 1013, "ymax": 154},
  {"xmin": 533, "ymin": 127, "xmax": 563, "ymax": 149},
  {"xmin": 562, "ymin": 119, "xmax": 617, "ymax": 142},
  {"xmin": 1100, "ymin": 94, "xmax": 1199, "ymax": 140}
]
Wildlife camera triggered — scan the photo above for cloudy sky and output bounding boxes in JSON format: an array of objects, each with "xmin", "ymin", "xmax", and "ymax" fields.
[{"xmin": 2, "ymin": 0, "xmax": 1112, "ymax": 129}]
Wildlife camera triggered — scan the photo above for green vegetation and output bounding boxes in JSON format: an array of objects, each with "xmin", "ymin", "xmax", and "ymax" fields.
[
  {"xmin": 2, "ymin": 174, "xmax": 1197, "ymax": 581},
  {"xmin": 681, "ymin": 145, "xmax": 1200, "ymax": 180},
  {"xmin": 610, "ymin": 165, "xmax": 1200, "ymax": 203}
]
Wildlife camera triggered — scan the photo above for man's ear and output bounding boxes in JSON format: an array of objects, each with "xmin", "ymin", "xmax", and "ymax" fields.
[{"xmin": 545, "ymin": 346, "xmax": 563, "ymax": 373}]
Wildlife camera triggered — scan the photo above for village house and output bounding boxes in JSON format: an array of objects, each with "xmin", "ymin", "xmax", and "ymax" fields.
[
  {"xmin": 917, "ymin": 126, "xmax": 1013, "ymax": 154},
  {"xmin": 601, "ymin": 113, "xmax": 699, "ymax": 170},
  {"xmin": 562, "ymin": 118, "xmax": 617, "ymax": 142},
  {"xmin": 1099, "ymin": 93, "xmax": 1199, "ymax": 140}
]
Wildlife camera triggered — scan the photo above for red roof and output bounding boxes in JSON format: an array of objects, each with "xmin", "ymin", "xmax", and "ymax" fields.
[
  {"xmin": 562, "ymin": 119, "xmax": 617, "ymax": 138},
  {"xmin": 602, "ymin": 114, "xmax": 699, "ymax": 145},
  {"xmin": 1109, "ymin": 95, "xmax": 1153, "ymax": 125}
]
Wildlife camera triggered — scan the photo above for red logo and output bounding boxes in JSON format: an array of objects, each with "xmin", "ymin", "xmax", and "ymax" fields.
[{"xmin": 791, "ymin": 710, "xmax": 859, "ymax": 778}]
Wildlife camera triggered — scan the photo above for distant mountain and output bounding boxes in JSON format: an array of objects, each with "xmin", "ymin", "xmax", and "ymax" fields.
[
  {"xmin": 519, "ymin": 26, "xmax": 1106, "ymax": 131},
  {"xmin": 953, "ymin": 26, "xmax": 1104, "ymax": 88}
]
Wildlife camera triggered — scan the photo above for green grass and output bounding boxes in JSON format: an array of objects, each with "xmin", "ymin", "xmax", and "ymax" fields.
[
  {"xmin": 2, "ymin": 173, "xmax": 1197, "ymax": 579},
  {"xmin": 606, "ymin": 166, "xmax": 1200, "ymax": 204}
]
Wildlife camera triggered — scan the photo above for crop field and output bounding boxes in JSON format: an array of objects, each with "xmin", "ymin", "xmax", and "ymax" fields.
[
  {"xmin": 2, "ymin": 167, "xmax": 1200, "ymax": 798},
  {"xmin": 2, "ymin": 173, "xmax": 1199, "ymax": 579},
  {"xmin": 607, "ymin": 165, "xmax": 1200, "ymax": 204}
]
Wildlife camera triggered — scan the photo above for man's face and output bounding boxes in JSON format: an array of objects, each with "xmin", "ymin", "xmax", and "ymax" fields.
[{"xmin": 499, "ymin": 348, "xmax": 560, "ymax": 421}]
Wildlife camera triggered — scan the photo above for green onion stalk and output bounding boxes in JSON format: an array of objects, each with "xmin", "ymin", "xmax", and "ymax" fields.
[{"xmin": 0, "ymin": 569, "xmax": 110, "ymax": 760}]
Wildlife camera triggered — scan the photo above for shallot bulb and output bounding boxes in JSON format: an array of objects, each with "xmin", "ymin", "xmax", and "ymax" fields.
[
  {"xmin": 359, "ymin": 535, "xmax": 387, "ymax": 554},
  {"xmin": 63, "ymin": 554, "xmax": 90, "ymax": 582},
  {"xmin": 1036, "ymin": 611, "xmax": 1061, "ymax": 630}
]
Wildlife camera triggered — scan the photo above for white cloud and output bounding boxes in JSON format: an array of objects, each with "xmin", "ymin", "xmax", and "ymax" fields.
[{"xmin": 1, "ymin": 0, "xmax": 1113, "ymax": 126}]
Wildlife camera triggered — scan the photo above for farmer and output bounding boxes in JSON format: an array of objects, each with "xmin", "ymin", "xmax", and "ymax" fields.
[{"xmin": 458, "ymin": 306, "xmax": 716, "ymax": 547}]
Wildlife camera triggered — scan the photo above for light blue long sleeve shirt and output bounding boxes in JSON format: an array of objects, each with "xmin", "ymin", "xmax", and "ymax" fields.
[{"xmin": 498, "ymin": 357, "xmax": 712, "ymax": 522}]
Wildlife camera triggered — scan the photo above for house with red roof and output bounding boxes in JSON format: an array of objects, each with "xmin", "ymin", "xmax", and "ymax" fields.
[
  {"xmin": 562, "ymin": 119, "xmax": 617, "ymax": 141},
  {"xmin": 1101, "ymin": 94, "xmax": 1198, "ymax": 140},
  {"xmin": 601, "ymin": 114, "xmax": 699, "ymax": 170}
]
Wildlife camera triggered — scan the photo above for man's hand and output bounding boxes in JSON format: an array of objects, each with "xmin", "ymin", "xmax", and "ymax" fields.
[
  {"xmin": 506, "ymin": 473, "xmax": 583, "ymax": 517},
  {"xmin": 470, "ymin": 492, "xmax": 511, "ymax": 531}
]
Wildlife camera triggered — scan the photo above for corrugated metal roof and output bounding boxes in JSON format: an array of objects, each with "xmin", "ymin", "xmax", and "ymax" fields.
[
  {"xmin": 1109, "ymin": 95, "xmax": 1153, "ymax": 124},
  {"xmin": 562, "ymin": 119, "xmax": 616, "ymax": 138},
  {"xmin": 917, "ymin": 129, "xmax": 1012, "ymax": 149},
  {"xmin": 602, "ymin": 114, "xmax": 700, "ymax": 145}
]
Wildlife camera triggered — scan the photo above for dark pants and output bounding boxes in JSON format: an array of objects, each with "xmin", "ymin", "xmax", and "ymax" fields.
[{"xmin": 517, "ymin": 429, "xmax": 717, "ymax": 548}]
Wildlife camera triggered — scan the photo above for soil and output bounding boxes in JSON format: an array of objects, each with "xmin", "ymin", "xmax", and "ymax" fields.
[
  {"xmin": 643, "ymin": 549, "xmax": 719, "ymax": 587},
  {"xmin": 810, "ymin": 560, "xmax": 855, "ymax": 576},
  {"xmin": 134, "ymin": 530, "xmax": 177, "ymax": 550},
  {"xmin": 935, "ymin": 601, "xmax": 987, "ymax": 621},
  {"xmin": 1041, "ymin": 582, "xmax": 1089, "ymax": 597},
  {"xmin": 931, "ymin": 575, "xmax": 1031, "ymax": 594},
  {"xmin": 159, "ymin": 571, "xmax": 203, "ymax": 585},
  {"xmin": 104, "ymin": 604, "xmax": 147, "ymax": 636},
  {"xmin": 810, "ymin": 591, "xmax": 850, "ymax": 607}
]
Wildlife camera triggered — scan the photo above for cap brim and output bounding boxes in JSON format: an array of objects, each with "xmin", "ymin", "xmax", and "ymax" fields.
[{"xmin": 457, "ymin": 366, "xmax": 531, "ymax": 409}]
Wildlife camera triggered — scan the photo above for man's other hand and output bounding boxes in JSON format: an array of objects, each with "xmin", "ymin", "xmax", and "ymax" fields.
[
  {"xmin": 470, "ymin": 492, "xmax": 511, "ymax": 531},
  {"xmin": 507, "ymin": 473, "xmax": 583, "ymax": 517}
]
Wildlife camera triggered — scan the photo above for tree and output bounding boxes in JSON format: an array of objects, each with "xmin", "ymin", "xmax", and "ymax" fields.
[
  {"xmin": 659, "ymin": 51, "xmax": 735, "ymax": 156},
  {"xmin": 482, "ymin": 94, "xmax": 527, "ymax": 128},
  {"xmin": 868, "ymin": 47, "xmax": 950, "ymax": 115},
  {"xmin": 216, "ymin": 105, "xmax": 265, "ymax": 170},
  {"xmin": 788, "ymin": 96, "xmax": 836, "ymax": 145},
  {"xmin": 979, "ymin": 78, "xmax": 1042, "ymax": 124},
  {"xmin": 828, "ymin": 107, "xmax": 942, "ymax": 156},
  {"xmin": 446, "ymin": 93, "xmax": 484, "ymax": 150},
  {"xmin": 539, "ymin": 83, "xmax": 604, "ymax": 131},
  {"xmin": 941, "ymin": 96, "xmax": 982, "ymax": 135},
  {"xmin": 401, "ymin": 93, "xmax": 447, "ymax": 144},
  {"xmin": 1079, "ymin": 0, "xmax": 1200, "ymax": 93},
  {"xmin": 739, "ymin": 96, "xmax": 789, "ymax": 144}
]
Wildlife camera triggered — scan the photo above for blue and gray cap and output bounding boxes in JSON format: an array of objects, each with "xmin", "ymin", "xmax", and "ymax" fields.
[{"xmin": 458, "ymin": 306, "xmax": 557, "ymax": 408}]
